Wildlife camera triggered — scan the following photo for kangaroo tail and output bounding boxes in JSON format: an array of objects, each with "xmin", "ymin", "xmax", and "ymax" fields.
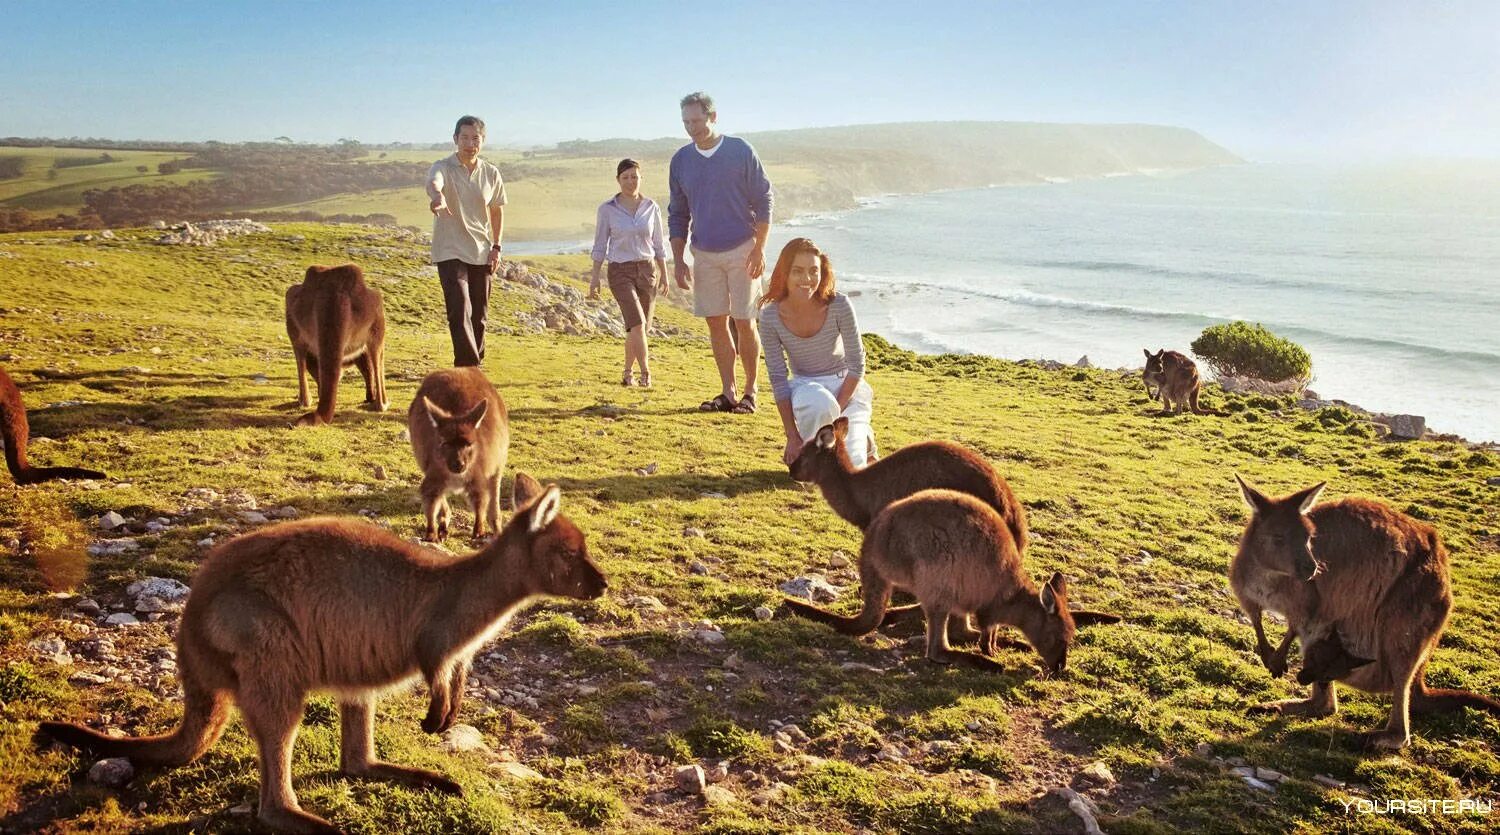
[
  {"xmin": 16, "ymin": 465, "xmax": 106, "ymax": 484},
  {"xmin": 40, "ymin": 682, "xmax": 230, "ymax": 767},
  {"xmin": 1411, "ymin": 682, "xmax": 1500, "ymax": 717},
  {"xmin": 1189, "ymin": 387, "xmax": 1227, "ymax": 416}
]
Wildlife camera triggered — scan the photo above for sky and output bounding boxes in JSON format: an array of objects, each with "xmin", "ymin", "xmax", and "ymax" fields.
[{"xmin": 3, "ymin": 0, "xmax": 1498, "ymax": 160}]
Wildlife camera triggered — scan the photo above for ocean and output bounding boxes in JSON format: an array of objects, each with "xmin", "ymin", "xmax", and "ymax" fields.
[{"xmin": 767, "ymin": 163, "xmax": 1500, "ymax": 443}]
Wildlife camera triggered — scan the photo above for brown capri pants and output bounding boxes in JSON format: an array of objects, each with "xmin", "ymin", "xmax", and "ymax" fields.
[{"xmin": 607, "ymin": 260, "xmax": 657, "ymax": 332}]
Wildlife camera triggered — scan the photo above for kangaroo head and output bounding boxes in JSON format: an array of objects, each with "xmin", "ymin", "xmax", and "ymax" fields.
[
  {"xmin": 1235, "ymin": 475, "xmax": 1327, "ymax": 582},
  {"xmin": 511, "ymin": 472, "xmax": 608, "ymax": 601},
  {"xmin": 1142, "ymin": 349, "xmax": 1166, "ymax": 379},
  {"xmin": 789, "ymin": 417, "xmax": 851, "ymax": 483},
  {"xmin": 423, "ymin": 396, "xmax": 488, "ymax": 474},
  {"xmin": 1296, "ymin": 629, "xmax": 1374, "ymax": 685},
  {"xmin": 1034, "ymin": 571, "xmax": 1078, "ymax": 675}
]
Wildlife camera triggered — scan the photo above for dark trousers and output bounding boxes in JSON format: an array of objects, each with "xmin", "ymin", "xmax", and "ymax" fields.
[{"xmin": 436, "ymin": 259, "xmax": 492, "ymax": 367}]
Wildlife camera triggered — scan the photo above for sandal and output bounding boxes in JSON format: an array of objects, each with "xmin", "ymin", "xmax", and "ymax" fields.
[
  {"xmin": 732, "ymin": 391, "xmax": 758, "ymax": 414},
  {"xmin": 622, "ymin": 371, "xmax": 635, "ymax": 387},
  {"xmin": 698, "ymin": 393, "xmax": 736, "ymax": 412},
  {"xmin": 638, "ymin": 372, "xmax": 652, "ymax": 388}
]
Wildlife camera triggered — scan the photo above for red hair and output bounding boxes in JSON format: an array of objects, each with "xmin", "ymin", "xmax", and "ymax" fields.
[{"xmin": 760, "ymin": 237, "xmax": 836, "ymax": 307}]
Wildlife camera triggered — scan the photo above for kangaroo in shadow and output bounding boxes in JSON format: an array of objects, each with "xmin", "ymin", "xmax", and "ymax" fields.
[
  {"xmin": 285, "ymin": 264, "xmax": 388, "ymax": 426},
  {"xmin": 1231, "ymin": 475, "xmax": 1500, "ymax": 749},
  {"xmin": 1, "ymin": 366, "xmax": 106, "ymax": 484},
  {"xmin": 787, "ymin": 416, "xmax": 1029, "ymax": 644},
  {"xmin": 40, "ymin": 473, "xmax": 605, "ymax": 834},
  {"xmin": 1143, "ymin": 349, "xmax": 1225, "ymax": 416},
  {"xmin": 409, "ymin": 367, "xmax": 509, "ymax": 542},
  {"xmin": 784, "ymin": 489, "xmax": 1119, "ymax": 674}
]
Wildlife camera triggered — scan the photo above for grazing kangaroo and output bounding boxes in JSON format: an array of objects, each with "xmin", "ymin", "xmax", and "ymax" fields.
[
  {"xmin": 1142, "ymin": 349, "xmax": 1224, "ymax": 416},
  {"xmin": 285, "ymin": 264, "xmax": 389, "ymax": 426},
  {"xmin": 784, "ymin": 489, "xmax": 1119, "ymax": 674},
  {"xmin": 1232, "ymin": 476, "xmax": 1500, "ymax": 749},
  {"xmin": 0, "ymin": 366, "xmax": 105, "ymax": 484},
  {"xmin": 409, "ymin": 367, "xmax": 509, "ymax": 542},
  {"xmin": 788, "ymin": 417, "xmax": 1030, "ymax": 642},
  {"xmin": 40, "ymin": 473, "xmax": 605, "ymax": 834}
]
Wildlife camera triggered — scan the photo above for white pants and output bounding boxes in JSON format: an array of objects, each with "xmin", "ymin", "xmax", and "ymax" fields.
[{"xmin": 791, "ymin": 373, "xmax": 877, "ymax": 468}]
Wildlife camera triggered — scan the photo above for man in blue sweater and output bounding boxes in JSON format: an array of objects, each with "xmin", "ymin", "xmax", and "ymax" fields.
[{"xmin": 668, "ymin": 92, "xmax": 774, "ymax": 414}]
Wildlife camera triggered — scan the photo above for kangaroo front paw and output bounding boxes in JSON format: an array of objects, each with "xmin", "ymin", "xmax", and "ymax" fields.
[{"xmin": 1360, "ymin": 730, "xmax": 1410, "ymax": 751}]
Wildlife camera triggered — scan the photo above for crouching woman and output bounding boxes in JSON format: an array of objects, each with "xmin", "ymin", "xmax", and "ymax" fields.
[{"xmin": 759, "ymin": 237, "xmax": 877, "ymax": 467}]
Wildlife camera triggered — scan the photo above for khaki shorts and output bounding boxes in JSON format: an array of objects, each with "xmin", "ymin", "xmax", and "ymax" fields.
[{"xmin": 691, "ymin": 238, "xmax": 761, "ymax": 320}]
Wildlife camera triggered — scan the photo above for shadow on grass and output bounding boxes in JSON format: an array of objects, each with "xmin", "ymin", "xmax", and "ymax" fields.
[
  {"xmin": 550, "ymin": 468, "xmax": 790, "ymax": 503},
  {"xmin": 31, "ymin": 394, "xmax": 406, "ymax": 434}
]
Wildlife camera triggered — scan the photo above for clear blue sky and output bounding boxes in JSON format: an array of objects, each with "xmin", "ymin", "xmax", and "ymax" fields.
[{"xmin": 3, "ymin": 0, "xmax": 1497, "ymax": 159}]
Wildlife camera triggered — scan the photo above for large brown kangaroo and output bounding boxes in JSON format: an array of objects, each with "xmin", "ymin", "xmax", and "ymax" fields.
[
  {"xmin": 1142, "ymin": 349, "xmax": 1224, "ymax": 416},
  {"xmin": 40, "ymin": 473, "xmax": 605, "ymax": 834},
  {"xmin": 0, "ymin": 366, "xmax": 105, "ymax": 484},
  {"xmin": 285, "ymin": 264, "xmax": 388, "ymax": 426},
  {"xmin": 788, "ymin": 417, "xmax": 1030, "ymax": 641},
  {"xmin": 409, "ymin": 367, "xmax": 509, "ymax": 542},
  {"xmin": 1232, "ymin": 476, "xmax": 1500, "ymax": 749},
  {"xmin": 784, "ymin": 489, "xmax": 1119, "ymax": 674}
]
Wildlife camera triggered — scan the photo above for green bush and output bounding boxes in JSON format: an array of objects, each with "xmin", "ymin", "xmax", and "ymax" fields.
[{"xmin": 1191, "ymin": 321, "xmax": 1311, "ymax": 383}]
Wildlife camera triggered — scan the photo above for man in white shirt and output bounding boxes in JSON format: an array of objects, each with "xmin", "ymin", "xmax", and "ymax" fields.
[{"xmin": 425, "ymin": 115, "xmax": 507, "ymax": 367}]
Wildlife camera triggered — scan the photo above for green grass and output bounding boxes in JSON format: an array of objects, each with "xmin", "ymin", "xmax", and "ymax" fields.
[
  {"xmin": 0, "ymin": 147, "xmax": 219, "ymax": 213},
  {"xmin": 0, "ymin": 224, "xmax": 1496, "ymax": 832}
]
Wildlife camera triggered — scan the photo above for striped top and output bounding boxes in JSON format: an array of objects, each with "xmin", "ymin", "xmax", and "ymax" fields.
[
  {"xmin": 759, "ymin": 293, "xmax": 865, "ymax": 402},
  {"xmin": 590, "ymin": 195, "xmax": 667, "ymax": 263}
]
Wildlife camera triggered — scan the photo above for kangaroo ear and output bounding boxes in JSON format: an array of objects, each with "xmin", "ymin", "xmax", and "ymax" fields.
[
  {"xmin": 1143, "ymin": 348, "xmax": 1152, "ymax": 360},
  {"xmin": 1040, "ymin": 572, "xmax": 1065, "ymax": 613},
  {"xmin": 1292, "ymin": 481, "xmax": 1326, "ymax": 515},
  {"xmin": 512, "ymin": 471, "xmax": 544, "ymax": 507},
  {"xmin": 1235, "ymin": 474, "xmax": 1270, "ymax": 515},
  {"xmin": 832, "ymin": 416, "xmax": 849, "ymax": 440},
  {"xmin": 1071, "ymin": 610, "xmax": 1123, "ymax": 626},
  {"xmin": 463, "ymin": 398, "xmax": 489, "ymax": 428},
  {"xmin": 815, "ymin": 424, "xmax": 837, "ymax": 450},
  {"xmin": 422, "ymin": 396, "xmax": 452, "ymax": 428},
  {"xmin": 1039, "ymin": 583, "xmax": 1058, "ymax": 614},
  {"xmin": 527, "ymin": 486, "xmax": 561, "ymax": 534}
]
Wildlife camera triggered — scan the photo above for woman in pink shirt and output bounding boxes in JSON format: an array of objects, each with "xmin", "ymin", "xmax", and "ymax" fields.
[{"xmin": 590, "ymin": 159, "xmax": 669, "ymax": 387}]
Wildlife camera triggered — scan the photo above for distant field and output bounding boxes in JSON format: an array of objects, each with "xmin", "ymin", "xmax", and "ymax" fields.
[{"xmin": 0, "ymin": 147, "xmax": 218, "ymax": 213}]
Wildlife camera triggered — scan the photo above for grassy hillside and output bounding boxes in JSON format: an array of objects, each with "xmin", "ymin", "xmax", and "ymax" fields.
[
  {"xmin": 0, "ymin": 147, "xmax": 218, "ymax": 214},
  {"xmin": 0, "ymin": 225, "xmax": 1495, "ymax": 834}
]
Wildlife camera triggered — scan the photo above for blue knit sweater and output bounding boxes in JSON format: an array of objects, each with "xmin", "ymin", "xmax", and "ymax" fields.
[{"xmin": 667, "ymin": 136, "xmax": 774, "ymax": 252}]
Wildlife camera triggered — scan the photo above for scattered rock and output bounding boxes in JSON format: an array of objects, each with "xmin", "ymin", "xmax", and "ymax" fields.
[
  {"xmin": 238, "ymin": 510, "xmax": 269, "ymax": 524},
  {"xmin": 689, "ymin": 561, "xmax": 711, "ymax": 576},
  {"xmin": 778, "ymin": 575, "xmax": 842, "ymax": 603},
  {"xmin": 29, "ymin": 636, "xmax": 71, "ymax": 665},
  {"xmin": 127, "ymin": 577, "xmax": 190, "ymax": 602},
  {"xmin": 683, "ymin": 527, "xmax": 705, "ymax": 538},
  {"xmin": 88, "ymin": 758, "xmax": 135, "ymax": 787},
  {"xmin": 699, "ymin": 491, "xmax": 728, "ymax": 500},
  {"xmin": 1232, "ymin": 766, "xmax": 1275, "ymax": 791},
  {"xmin": 691, "ymin": 628, "xmax": 727, "ymax": 647},
  {"xmin": 87, "ymin": 539, "xmax": 140, "ymax": 556},
  {"xmin": 828, "ymin": 551, "xmax": 852, "ymax": 568},
  {"xmin": 74, "ymin": 598, "xmax": 101, "ymax": 616},
  {"xmin": 251, "ymin": 374, "xmax": 269, "ymax": 384},
  {"xmin": 489, "ymin": 761, "xmax": 544, "ymax": 780},
  {"xmin": 154, "ymin": 219, "xmax": 271, "ymax": 247},
  {"xmin": 753, "ymin": 605, "xmax": 774, "ymax": 622},
  {"xmin": 1384, "ymin": 414, "xmax": 1426, "ymax": 440},
  {"xmin": 1051, "ymin": 787, "xmax": 1103, "ymax": 835},
  {"xmin": 702, "ymin": 785, "xmax": 737, "ymax": 807},
  {"xmin": 1077, "ymin": 761, "xmax": 1115, "ymax": 787},
  {"xmin": 134, "ymin": 595, "xmax": 182, "ymax": 614},
  {"xmin": 372, "ymin": 464, "xmax": 387, "ymax": 481},
  {"xmin": 633, "ymin": 462, "xmax": 660, "ymax": 476},
  {"xmin": 629, "ymin": 595, "xmax": 668, "ymax": 612},
  {"xmin": 838, "ymin": 662, "xmax": 884, "ymax": 674},
  {"xmin": 104, "ymin": 613, "xmax": 140, "ymax": 626},
  {"xmin": 1255, "ymin": 767, "xmax": 1285, "ymax": 783},
  {"xmin": 1486, "ymin": 477, "xmax": 1500, "ymax": 487},
  {"xmin": 440, "ymin": 724, "xmax": 489, "ymax": 753},
  {"xmin": 98, "ymin": 511, "xmax": 126, "ymax": 530},
  {"xmin": 705, "ymin": 761, "xmax": 731, "ymax": 783},
  {"xmin": 268, "ymin": 506, "xmax": 300, "ymax": 519},
  {"xmin": 675, "ymin": 764, "xmax": 707, "ymax": 794},
  {"xmin": 68, "ymin": 671, "xmax": 111, "ymax": 686},
  {"xmin": 1194, "ymin": 742, "xmax": 1213, "ymax": 758},
  {"xmin": 1075, "ymin": 355, "xmax": 1092, "ymax": 368},
  {"xmin": 1313, "ymin": 774, "xmax": 1346, "ymax": 789}
]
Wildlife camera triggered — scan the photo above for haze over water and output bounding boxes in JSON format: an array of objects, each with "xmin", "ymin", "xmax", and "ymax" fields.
[{"xmin": 769, "ymin": 162, "xmax": 1500, "ymax": 443}]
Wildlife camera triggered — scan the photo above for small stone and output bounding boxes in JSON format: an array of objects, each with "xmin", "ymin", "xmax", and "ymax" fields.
[
  {"xmin": 397, "ymin": 428, "xmax": 411, "ymax": 442},
  {"xmin": 683, "ymin": 527, "xmax": 705, "ymax": 538},
  {"xmin": 1313, "ymin": 774, "xmax": 1345, "ymax": 789},
  {"xmin": 689, "ymin": 561, "xmax": 711, "ymax": 576},
  {"xmin": 1256, "ymin": 767, "xmax": 1284, "ymax": 782},
  {"xmin": 629, "ymin": 595, "xmax": 668, "ymax": 612},
  {"xmin": 372, "ymin": 464, "xmax": 387, "ymax": 481},
  {"xmin": 268, "ymin": 506, "xmax": 300, "ymax": 519},
  {"xmin": 134, "ymin": 595, "xmax": 182, "ymax": 614},
  {"xmin": 489, "ymin": 761, "xmax": 543, "ymax": 780},
  {"xmin": 238, "ymin": 510, "xmax": 268, "ymax": 524},
  {"xmin": 706, "ymin": 761, "xmax": 730, "ymax": 783},
  {"xmin": 828, "ymin": 551, "xmax": 852, "ymax": 568},
  {"xmin": 1486, "ymin": 476, "xmax": 1500, "ymax": 487},
  {"xmin": 75, "ymin": 598, "xmax": 102, "ymax": 616},
  {"xmin": 88, "ymin": 757, "xmax": 135, "ymax": 787},
  {"xmin": 1241, "ymin": 775, "xmax": 1275, "ymax": 792},
  {"xmin": 779, "ymin": 724, "xmax": 810, "ymax": 744},
  {"xmin": 691, "ymin": 629, "xmax": 727, "ymax": 647},
  {"xmin": 251, "ymin": 374, "xmax": 269, "ymax": 384},
  {"xmin": 127, "ymin": 577, "xmax": 190, "ymax": 602},
  {"xmin": 675, "ymin": 764, "xmax": 706, "ymax": 794},
  {"xmin": 196, "ymin": 537, "xmax": 215, "ymax": 548},
  {"xmin": 1386, "ymin": 414, "xmax": 1426, "ymax": 439},
  {"xmin": 1194, "ymin": 742, "xmax": 1213, "ymax": 758},
  {"xmin": 753, "ymin": 605, "xmax": 774, "ymax": 622},
  {"xmin": 633, "ymin": 462, "xmax": 660, "ymax": 476},
  {"xmin": 98, "ymin": 511, "xmax": 126, "ymax": 530},
  {"xmin": 1078, "ymin": 761, "xmax": 1116, "ymax": 786},
  {"xmin": 779, "ymin": 575, "xmax": 842, "ymax": 603},
  {"xmin": 699, "ymin": 491, "xmax": 728, "ymax": 500},
  {"xmin": 965, "ymin": 720, "xmax": 982, "ymax": 732},
  {"xmin": 440, "ymin": 724, "xmax": 489, "ymax": 753},
  {"xmin": 838, "ymin": 662, "xmax": 883, "ymax": 674},
  {"xmin": 1075, "ymin": 355, "xmax": 1092, "ymax": 368},
  {"xmin": 104, "ymin": 613, "xmax": 140, "ymax": 626},
  {"xmin": 723, "ymin": 653, "xmax": 745, "ymax": 671},
  {"xmin": 87, "ymin": 539, "xmax": 140, "ymax": 557},
  {"xmin": 702, "ymin": 785, "xmax": 737, "ymax": 806},
  {"xmin": 68, "ymin": 671, "xmax": 111, "ymax": 686}
]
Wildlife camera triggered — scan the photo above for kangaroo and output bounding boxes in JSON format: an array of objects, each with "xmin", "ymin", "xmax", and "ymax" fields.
[
  {"xmin": 788, "ymin": 417, "xmax": 1031, "ymax": 643},
  {"xmin": 1232, "ymin": 476, "xmax": 1500, "ymax": 749},
  {"xmin": 40, "ymin": 472, "xmax": 605, "ymax": 834},
  {"xmin": 285, "ymin": 264, "xmax": 389, "ymax": 427},
  {"xmin": 783, "ymin": 489, "xmax": 1119, "ymax": 674},
  {"xmin": 1142, "ymin": 349, "xmax": 1225, "ymax": 416},
  {"xmin": 1296, "ymin": 627, "xmax": 1375, "ymax": 686},
  {"xmin": 409, "ymin": 367, "xmax": 509, "ymax": 542},
  {"xmin": 0, "ymin": 366, "xmax": 106, "ymax": 484}
]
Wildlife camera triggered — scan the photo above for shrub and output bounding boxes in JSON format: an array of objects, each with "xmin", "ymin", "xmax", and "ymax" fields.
[{"xmin": 1191, "ymin": 321, "xmax": 1311, "ymax": 383}]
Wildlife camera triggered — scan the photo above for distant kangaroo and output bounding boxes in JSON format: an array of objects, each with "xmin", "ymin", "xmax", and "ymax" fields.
[
  {"xmin": 0, "ymin": 366, "xmax": 105, "ymax": 484},
  {"xmin": 784, "ymin": 489, "xmax": 1119, "ymax": 674},
  {"xmin": 285, "ymin": 264, "xmax": 388, "ymax": 426},
  {"xmin": 1232, "ymin": 476, "xmax": 1500, "ymax": 749},
  {"xmin": 409, "ymin": 367, "xmax": 509, "ymax": 542},
  {"xmin": 1142, "ymin": 349, "xmax": 1224, "ymax": 416},
  {"xmin": 40, "ymin": 473, "xmax": 605, "ymax": 834}
]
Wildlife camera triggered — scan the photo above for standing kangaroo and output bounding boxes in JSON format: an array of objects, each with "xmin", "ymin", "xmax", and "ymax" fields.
[
  {"xmin": 285, "ymin": 264, "xmax": 388, "ymax": 426},
  {"xmin": 1, "ymin": 366, "xmax": 106, "ymax": 484},
  {"xmin": 40, "ymin": 473, "xmax": 605, "ymax": 834},
  {"xmin": 1231, "ymin": 476, "xmax": 1500, "ymax": 749},
  {"xmin": 409, "ymin": 367, "xmax": 509, "ymax": 542},
  {"xmin": 1142, "ymin": 349, "xmax": 1224, "ymax": 416},
  {"xmin": 789, "ymin": 417, "xmax": 1031, "ymax": 642},
  {"xmin": 784, "ymin": 489, "xmax": 1119, "ymax": 674}
]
